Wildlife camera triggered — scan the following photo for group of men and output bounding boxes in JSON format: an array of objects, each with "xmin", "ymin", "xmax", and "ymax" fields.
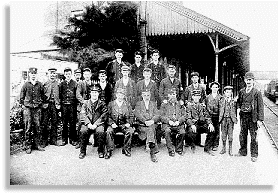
[{"xmin": 19, "ymin": 49, "xmax": 264, "ymax": 163}]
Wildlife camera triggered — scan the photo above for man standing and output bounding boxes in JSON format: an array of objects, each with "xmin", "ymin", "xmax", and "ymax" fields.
[
  {"xmin": 59, "ymin": 67, "xmax": 78, "ymax": 146},
  {"xmin": 78, "ymin": 85, "xmax": 108, "ymax": 159},
  {"xmin": 114, "ymin": 65, "xmax": 136, "ymax": 109},
  {"xmin": 235, "ymin": 72, "xmax": 264, "ymax": 162},
  {"xmin": 159, "ymin": 64, "xmax": 184, "ymax": 106},
  {"xmin": 130, "ymin": 51, "xmax": 145, "ymax": 83},
  {"xmin": 135, "ymin": 67, "xmax": 159, "ymax": 104},
  {"xmin": 20, "ymin": 67, "xmax": 46, "ymax": 154},
  {"xmin": 74, "ymin": 68, "xmax": 82, "ymax": 83},
  {"xmin": 41, "ymin": 68, "xmax": 60, "ymax": 147},
  {"xmin": 134, "ymin": 89, "xmax": 160, "ymax": 162},
  {"xmin": 184, "ymin": 72, "xmax": 206, "ymax": 105},
  {"xmin": 204, "ymin": 81, "xmax": 222, "ymax": 152},
  {"xmin": 106, "ymin": 49, "xmax": 127, "ymax": 87},
  {"xmin": 75, "ymin": 68, "xmax": 94, "ymax": 149},
  {"xmin": 106, "ymin": 88, "xmax": 134, "ymax": 159},
  {"xmin": 97, "ymin": 70, "xmax": 114, "ymax": 105},
  {"xmin": 160, "ymin": 88, "xmax": 187, "ymax": 157}
]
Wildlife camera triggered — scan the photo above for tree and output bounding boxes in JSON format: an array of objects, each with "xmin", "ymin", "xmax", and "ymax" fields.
[{"xmin": 51, "ymin": 1, "xmax": 140, "ymax": 73}]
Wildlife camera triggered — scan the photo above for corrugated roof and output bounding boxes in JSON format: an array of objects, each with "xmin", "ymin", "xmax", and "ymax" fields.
[{"xmin": 139, "ymin": 1, "xmax": 249, "ymax": 41}]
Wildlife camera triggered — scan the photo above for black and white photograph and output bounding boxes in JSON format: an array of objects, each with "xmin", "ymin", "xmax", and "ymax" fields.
[{"xmin": 7, "ymin": 0, "xmax": 278, "ymax": 187}]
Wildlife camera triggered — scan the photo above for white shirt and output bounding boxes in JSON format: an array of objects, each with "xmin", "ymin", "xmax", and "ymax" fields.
[
  {"xmin": 144, "ymin": 79, "xmax": 150, "ymax": 87},
  {"xmin": 135, "ymin": 62, "xmax": 141, "ymax": 67},
  {"xmin": 153, "ymin": 60, "xmax": 159, "ymax": 65},
  {"xmin": 143, "ymin": 100, "xmax": 149, "ymax": 110},
  {"xmin": 99, "ymin": 81, "xmax": 107, "ymax": 90},
  {"xmin": 246, "ymin": 86, "xmax": 253, "ymax": 93},
  {"xmin": 115, "ymin": 99, "xmax": 124, "ymax": 107},
  {"xmin": 123, "ymin": 77, "xmax": 129, "ymax": 86},
  {"xmin": 30, "ymin": 80, "xmax": 36, "ymax": 85},
  {"xmin": 170, "ymin": 77, "xmax": 175, "ymax": 83}
]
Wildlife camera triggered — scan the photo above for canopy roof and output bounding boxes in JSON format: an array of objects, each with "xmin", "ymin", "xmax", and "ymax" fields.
[{"xmin": 139, "ymin": 1, "xmax": 249, "ymax": 41}]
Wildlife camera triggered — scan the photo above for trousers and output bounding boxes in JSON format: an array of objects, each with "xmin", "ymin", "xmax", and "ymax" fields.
[{"xmin": 162, "ymin": 124, "xmax": 185, "ymax": 152}]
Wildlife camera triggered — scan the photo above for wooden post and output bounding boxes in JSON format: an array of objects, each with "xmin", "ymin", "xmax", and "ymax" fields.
[{"xmin": 215, "ymin": 34, "xmax": 219, "ymax": 82}]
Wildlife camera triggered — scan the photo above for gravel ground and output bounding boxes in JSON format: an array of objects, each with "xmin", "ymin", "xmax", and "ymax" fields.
[{"xmin": 10, "ymin": 115, "xmax": 278, "ymax": 185}]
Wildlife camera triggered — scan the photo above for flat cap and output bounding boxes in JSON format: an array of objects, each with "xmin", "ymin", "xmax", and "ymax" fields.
[
  {"xmin": 143, "ymin": 67, "xmax": 152, "ymax": 72},
  {"xmin": 151, "ymin": 49, "xmax": 160, "ymax": 55},
  {"xmin": 116, "ymin": 87, "xmax": 126, "ymax": 95},
  {"xmin": 89, "ymin": 85, "xmax": 100, "ymax": 92},
  {"xmin": 167, "ymin": 88, "xmax": 177, "ymax": 94},
  {"xmin": 98, "ymin": 69, "xmax": 107, "ymax": 75},
  {"xmin": 223, "ymin": 86, "xmax": 233, "ymax": 91},
  {"xmin": 134, "ymin": 51, "xmax": 142, "ymax": 56},
  {"xmin": 121, "ymin": 65, "xmax": 130, "ymax": 71},
  {"xmin": 74, "ymin": 68, "xmax": 81, "ymax": 74},
  {"xmin": 28, "ymin": 67, "xmax": 37, "ymax": 74},
  {"xmin": 209, "ymin": 81, "xmax": 220, "ymax": 88},
  {"xmin": 192, "ymin": 89, "xmax": 201, "ymax": 96},
  {"xmin": 64, "ymin": 67, "xmax": 72, "ymax": 72},
  {"xmin": 115, "ymin": 49, "xmax": 124, "ymax": 53},
  {"xmin": 83, "ymin": 68, "xmax": 91, "ymax": 73},
  {"xmin": 244, "ymin": 72, "xmax": 255, "ymax": 79},
  {"xmin": 167, "ymin": 64, "xmax": 176, "ymax": 69},
  {"xmin": 191, "ymin": 72, "xmax": 199, "ymax": 77},
  {"xmin": 48, "ymin": 67, "xmax": 57, "ymax": 72}
]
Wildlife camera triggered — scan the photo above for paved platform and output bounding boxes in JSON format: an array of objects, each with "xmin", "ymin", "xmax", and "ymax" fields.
[{"xmin": 10, "ymin": 114, "xmax": 278, "ymax": 185}]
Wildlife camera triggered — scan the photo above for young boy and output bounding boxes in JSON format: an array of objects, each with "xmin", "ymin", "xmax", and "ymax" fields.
[
  {"xmin": 219, "ymin": 86, "xmax": 237, "ymax": 156},
  {"xmin": 204, "ymin": 81, "xmax": 222, "ymax": 154},
  {"xmin": 130, "ymin": 51, "xmax": 145, "ymax": 83}
]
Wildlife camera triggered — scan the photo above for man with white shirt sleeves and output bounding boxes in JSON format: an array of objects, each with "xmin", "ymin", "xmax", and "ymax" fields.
[
  {"xmin": 97, "ymin": 70, "xmax": 114, "ymax": 105},
  {"xmin": 235, "ymin": 72, "xmax": 264, "ymax": 162},
  {"xmin": 20, "ymin": 67, "xmax": 46, "ymax": 154}
]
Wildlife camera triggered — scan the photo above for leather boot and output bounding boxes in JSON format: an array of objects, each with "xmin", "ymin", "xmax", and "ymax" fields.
[
  {"xmin": 220, "ymin": 140, "xmax": 226, "ymax": 154},
  {"xmin": 228, "ymin": 141, "xmax": 233, "ymax": 156}
]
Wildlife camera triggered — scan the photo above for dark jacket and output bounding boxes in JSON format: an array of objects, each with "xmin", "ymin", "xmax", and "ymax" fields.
[
  {"xmin": 219, "ymin": 98, "xmax": 238, "ymax": 124},
  {"xmin": 20, "ymin": 81, "xmax": 46, "ymax": 108},
  {"xmin": 237, "ymin": 87, "xmax": 264, "ymax": 122},
  {"xmin": 59, "ymin": 79, "xmax": 77, "ymax": 105},
  {"xmin": 159, "ymin": 77, "xmax": 183, "ymax": 102},
  {"xmin": 184, "ymin": 83, "xmax": 206, "ymax": 104},
  {"xmin": 146, "ymin": 61, "xmax": 167, "ymax": 87},
  {"xmin": 130, "ymin": 63, "xmax": 145, "ymax": 84},
  {"xmin": 106, "ymin": 59, "xmax": 128, "ymax": 87},
  {"xmin": 114, "ymin": 78, "xmax": 136, "ymax": 109},
  {"xmin": 186, "ymin": 102, "xmax": 212, "ymax": 126},
  {"xmin": 76, "ymin": 80, "xmax": 93, "ymax": 111},
  {"xmin": 108, "ymin": 100, "xmax": 134, "ymax": 126},
  {"xmin": 43, "ymin": 79, "xmax": 60, "ymax": 107},
  {"xmin": 97, "ymin": 82, "xmax": 114, "ymax": 105},
  {"xmin": 160, "ymin": 101, "xmax": 186, "ymax": 124},
  {"xmin": 134, "ymin": 100, "xmax": 160, "ymax": 126},
  {"xmin": 136, "ymin": 79, "xmax": 159, "ymax": 103},
  {"xmin": 80, "ymin": 99, "xmax": 108, "ymax": 127},
  {"xmin": 205, "ymin": 93, "xmax": 222, "ymax": 117}
]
